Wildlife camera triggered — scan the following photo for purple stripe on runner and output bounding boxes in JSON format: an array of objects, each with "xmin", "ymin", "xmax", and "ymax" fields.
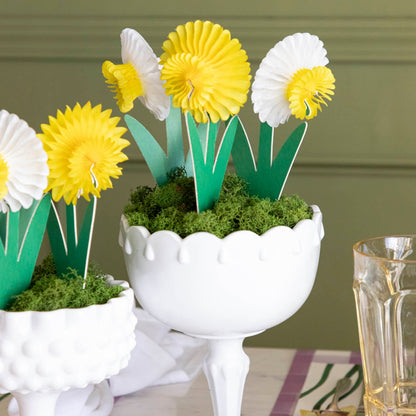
[
  {"xmin": 314, "ymin": 355, "xmax": 351, "ymax": 364},
  {"xmin": 269, "ymin": 350, "xmax": 314, "ymax": 416},
  {"xmin": 349, "ymin": 351, "xmax": 362, "ymax": 365}
]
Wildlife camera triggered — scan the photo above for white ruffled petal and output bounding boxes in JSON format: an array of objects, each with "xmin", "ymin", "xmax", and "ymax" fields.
[
  {"xmin": 0, "ymin": 200, "xmax": 8, "ymax": 213},
  {"xmin": 121, "ymin": 28, "xmax": 170, "ymax": 121},
  {"xmin": 251, "ymin": 33, "xmax": 329, "ymax": 127},
  {"xmin": 6, "ymin": 180, "xmax": 36, "ymax": 209},
  {"xmin": 0, "ymin": 109, "xmax": 49, "ymax": 212},
  {"xmin": 3, "ymin": 193, "xmax": 21, "ymax": 212}
]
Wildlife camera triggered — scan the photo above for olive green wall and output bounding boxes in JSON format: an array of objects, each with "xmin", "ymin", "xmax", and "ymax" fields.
[{"xmin": 2, "ymin": 0, "xmax": 416, "ymax": 351}]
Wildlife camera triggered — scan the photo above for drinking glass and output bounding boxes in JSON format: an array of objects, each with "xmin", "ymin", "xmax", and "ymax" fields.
[{"xmin": 353, "ymin": 235, "xmax": 416, "ymax": 416}]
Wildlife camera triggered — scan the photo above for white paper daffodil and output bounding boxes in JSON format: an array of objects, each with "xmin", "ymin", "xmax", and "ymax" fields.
[
  {"xmin": 0, "ymin": 110, "xmax": 49, "ymax": 213},
  {"xmin": 102, "ymin": 28, "xmax": 170, "ymax": 121},
  {"xmin": 252, "ymin": 33, "xmax": 335, "ymax": 127}
]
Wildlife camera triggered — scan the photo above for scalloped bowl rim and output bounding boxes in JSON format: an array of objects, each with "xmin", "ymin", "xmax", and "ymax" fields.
[
  {"xmin": 120, "ymin": 204, "xmax": 324, "ymax": 245},
  {"xmin": 0, "ymin": 277, "xmax": 132, "ymax": 316}
]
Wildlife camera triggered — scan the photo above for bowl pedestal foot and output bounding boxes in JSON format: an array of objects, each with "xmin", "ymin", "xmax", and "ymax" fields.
[
  {"xmin": 13, "ymin": 391, "xmax": 60, "ymax": 416},
  {"xmin": 203, "ymin": 337, "xmax": 250, "ymax": 416}
]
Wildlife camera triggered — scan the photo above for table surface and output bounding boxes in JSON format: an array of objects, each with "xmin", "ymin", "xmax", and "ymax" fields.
[
  {"xmin": 0, "ymin": 347, "xmax": 296, "ymax": 416},
  {"xmin": 115, "ymin": 347, "xmax": 295, "ymax": 416}
]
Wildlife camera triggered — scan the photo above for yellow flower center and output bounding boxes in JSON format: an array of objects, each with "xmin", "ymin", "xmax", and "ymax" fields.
[
  {"xmin": 286, "ymin": 66, "xmax": 335, "ymax": 120},
  {"xmin": 179, "ymin": 55, "xmax": 212, "ymax": 106},
  {"xmin": 102, "ymin": 61, "xmax": 144, "ymax": 113},
  {"xmin": 0, "ymin": 153, "xmax": 9, "ymax": 200},
  {"xmin": 186, "ymin": 60, "xmax": 205, "ymax": 91},
  {"xmin": 69, "ymin": 141, "xmax": 106, "ymax": 187}
]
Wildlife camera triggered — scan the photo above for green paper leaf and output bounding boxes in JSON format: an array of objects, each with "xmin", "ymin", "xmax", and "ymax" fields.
[
  {"xmin": 231, "ymin": 117, "xmax": 257, "ymax": 177},
  {"xmin": 125, "ymin": 114, "xmax": 169, "ymax": 186},
  {"xmin": 125, "ymin": 101, "xmax": 188, "ymax": 186},
  {"xmin": 0, "ymin": 194, "xmax": 51, "ymax": 309},
  {"xmin": 232, "ymin": 119, "xmax": 308, "ymax": 200},
  {"xmin": 186, "ymin": 113, "xmax": 238, "ymax": 212},
  {"xmin": 47, "ymin": 202, "xmax": 68, "ymax": 273},
  {"xmin": 270, "ymin": 122, "xmax": 308, "ymax": 199},
  {"xmin": 47, "ymin": 197, "xmax": 97, "ymax": 278},
  {"xmin": 18, "ymin": 193, "xmax": 51, "ymax": 264}
]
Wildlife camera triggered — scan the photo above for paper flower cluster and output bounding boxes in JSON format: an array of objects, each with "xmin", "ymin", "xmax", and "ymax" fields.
[
  {"xmin": 102, "ymin": 20, "xmax": 335, "ymax": 212},
  {"xmin": 0, "ymin": 102, "xmax": 129, "ymax": 308},
  {"xmin": 103, "ymin": 21, "xmax": 334, "ymax": 126}
]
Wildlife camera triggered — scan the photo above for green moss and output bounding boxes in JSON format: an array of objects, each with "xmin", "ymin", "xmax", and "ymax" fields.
[
  {"xmin": 123, "ymin": 170, "xmax": 313, "ymax": 238},
  {"xmin": 6, "ymin": 255, "xmax": 124, "ymax": 312}
]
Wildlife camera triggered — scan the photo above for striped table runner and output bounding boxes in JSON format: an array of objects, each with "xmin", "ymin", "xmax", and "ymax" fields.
[{"xmin": 270, "ymin": 350, "xmax": 363, "ymax": 416}]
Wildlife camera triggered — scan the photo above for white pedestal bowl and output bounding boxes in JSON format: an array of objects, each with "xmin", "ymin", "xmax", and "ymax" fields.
[
  {"xmin": 0, "ymin": 278, "xmax": 137, "ymax": 416},
  {"xmin": 120, "ymin": 205, "xmax": 324, "ymax": 416}
]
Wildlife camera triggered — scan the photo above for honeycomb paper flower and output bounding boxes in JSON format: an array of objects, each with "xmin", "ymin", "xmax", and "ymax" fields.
[
  {"xmin": 0, "ymin": 109, "xmax": 49, "ymax": 213},
  {"xmin": 38, "ymin": 102, "xmax": 129, "ymax": 205},
  {"xmin": 102, "ymin": 28, "xmax": 170, "ymax": 120},
  {"xmin": 252, "ymin": 33, "xmax": 335, "ymax": 127},
  {"xmin": 160, "ymin": 20, "xmax": 251, "ymax": 123}
]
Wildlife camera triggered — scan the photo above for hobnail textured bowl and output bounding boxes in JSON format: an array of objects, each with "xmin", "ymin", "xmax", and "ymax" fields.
[
  {"xmin": 120, "ymin": 205, "xmax": 324, "ymax": 338},
  {"xmin": 0, "ymin": 277, "xmax": 137, "ymax": 395}
]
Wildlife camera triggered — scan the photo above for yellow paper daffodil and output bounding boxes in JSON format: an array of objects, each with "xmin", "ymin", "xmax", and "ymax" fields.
[
  {"xmin": 103, "ymin": 28, "xmax": 170, "ymax": 121},
  {"xmin": 38, "ymin": 102, "xmax": 129, "ymax": 205}
]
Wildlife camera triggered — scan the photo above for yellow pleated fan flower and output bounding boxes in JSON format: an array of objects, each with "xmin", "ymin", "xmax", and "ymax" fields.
[
  {"xmin": 38, "ymin": 102, "xmax": 129, "ymax": 205},
  {"xmin": 286, "ymin": 66, "xmax": 335, "ymax": 120},
  {"xmin": 160, "ymin": 20, "xmax": 251, "ymax": 123}
]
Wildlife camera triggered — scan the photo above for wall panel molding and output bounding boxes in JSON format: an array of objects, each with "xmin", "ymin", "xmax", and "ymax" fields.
[
  {"xmin": 125, "ymin": 158, "xmax": 416, "ymax": 176},
  {"xmin": 1, "ymin": 15, "xmax": 416, "ymax": 62}
]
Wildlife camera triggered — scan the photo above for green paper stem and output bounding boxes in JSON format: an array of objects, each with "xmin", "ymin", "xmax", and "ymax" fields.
[
  {"xmin": 184, "ymin": 121, "xmax": 220, "ymax": 177},
  {"xmin": 66, "ymin": 203, "xmax": 78, "ymax": 254},
  {"xmin": 6, "ymin": 210, "xmax": 19, "ymax": 260},
  {"xmin": 0, "ymin": 194, "xmax": 51, "ymax": 308},
  {"xmin": 232, "ymin": 119, "xmax": 308, "ymax": 200},
  {"xmin": 0, "ymin": 213, "xmax": 6, "ymax": 252},
  {"xmin": 186, "ymin": 113, "xmax": 238, "ymax": 212},
  {"xmin": 47, "ymin": 197, "xmax": 97, "ymax": 279},
  {"xmin": 166, "ymin": 104, "xmax": 185, "ymax": 173},
  {"xmin": 125, "ymin": 101, "xmax": 188, "ymax": 186},
  {"xmin": 305, "ymin": 100, "xmax": 311, "ymax": 117},
  {"xmin": 257, "ymin": 122, "xmax": 274, "ymax": 168}
]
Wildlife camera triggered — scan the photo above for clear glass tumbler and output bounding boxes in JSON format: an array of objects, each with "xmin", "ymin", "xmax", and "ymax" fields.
[{"xmin": 353, "ymin": 236, "xmax": 416, "ymax": 416}]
